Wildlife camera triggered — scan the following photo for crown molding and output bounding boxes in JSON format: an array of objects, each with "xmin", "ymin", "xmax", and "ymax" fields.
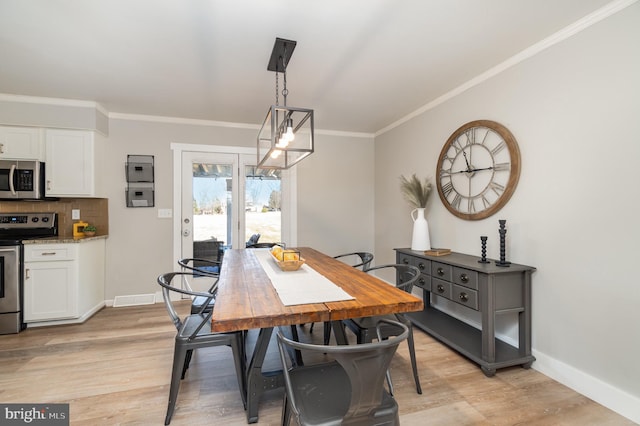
[{"xmin": 375, "ymin": 0, "xmax": 639, "ymax": 137}]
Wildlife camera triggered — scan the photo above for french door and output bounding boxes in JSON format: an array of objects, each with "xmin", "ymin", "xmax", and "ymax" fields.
[{"xmin": 172, "ymin": 144, "xmax": 296, "ymax": 278}]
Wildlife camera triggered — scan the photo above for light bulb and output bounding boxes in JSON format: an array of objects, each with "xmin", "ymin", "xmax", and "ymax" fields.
[
  {"xmin": 276, "ymin": 136, "xmax": 288, "ymax": 148},
  {"xmin": 285, "ymin": 125, "xmax": 294, "ymax": 142},
  {"xmin": 285, "ymin": 118, "xmax": 295, "ymax": 142},
  {"xmin": 270, "ymin": 149, "xmax": 281, "ymax": 159}
]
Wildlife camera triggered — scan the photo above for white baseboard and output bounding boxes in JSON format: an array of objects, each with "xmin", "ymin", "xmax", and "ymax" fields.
[
  {"xmin": 532, "ymin": 350, "xmax": 640, "ymax": 424},
  {"xmin": 26, "ymin": 301, "xmax": 105, "ymax": 328}
]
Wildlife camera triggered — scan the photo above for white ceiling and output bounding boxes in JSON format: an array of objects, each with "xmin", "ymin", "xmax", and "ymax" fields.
[{"xmin": 0, "ymin": 0, "xmax": 617, "ymax": 134}]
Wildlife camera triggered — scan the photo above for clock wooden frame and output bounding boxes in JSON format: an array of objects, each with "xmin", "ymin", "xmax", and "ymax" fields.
[{"xmin": 436, "ymin": 120, "xmax": 521, "ymax": 220}]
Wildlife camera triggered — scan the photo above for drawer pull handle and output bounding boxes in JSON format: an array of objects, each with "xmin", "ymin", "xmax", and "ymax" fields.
[
  {"xmin": 418, "ymin": 262, "xmax": 425, "ymax": 270},
  {"xmin": 460, "ymin": 273, "xmax": 469, "ymax": 283},
  {"xmin": 41, "ymin": 252, "xmax": 57, "ymax": 256},
  {"xmin": 437, "ymin": 267, "xmax": 445, "ymax": 276},
  {"xmin": 437, "ymin": 284, "xmax": 445, "ymax": 293},
  {"xmin": 459, "ymin": 292, "xmax": 469, "ymax": 302}
]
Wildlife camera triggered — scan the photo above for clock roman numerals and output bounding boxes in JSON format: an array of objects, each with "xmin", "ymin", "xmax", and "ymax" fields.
[
  {"xmin": 488, "ymin": 181, "xmax": 505, "ymax": 196},
  {"xmin": 465, "ymin": 129, "xmax": 476, "ymax": 145},
  {"xmin": 491, "ymin": 141, "xmax": 506, "ymax": 156},
  {"xmin": 494, "ymin": 162, "xmax": 510, "ymax": 171},
  {"xmin": 440, "ymin": 180, "xmax": 453, "ymax": 198}
]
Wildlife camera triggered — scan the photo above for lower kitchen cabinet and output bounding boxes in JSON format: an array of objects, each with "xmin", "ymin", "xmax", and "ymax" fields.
[{"xmin": 24, "ymin": 238, "xmax": 105, "ymax": 325}]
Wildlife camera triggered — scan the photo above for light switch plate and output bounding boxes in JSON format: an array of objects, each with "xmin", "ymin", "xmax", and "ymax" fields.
[
  {"xmin": 72, "ymin": 209, "xmax": 80, "ymax": 220},
  {"xmin": 157, "ymin": 209, "xmax": 172, "ymax": 218}
]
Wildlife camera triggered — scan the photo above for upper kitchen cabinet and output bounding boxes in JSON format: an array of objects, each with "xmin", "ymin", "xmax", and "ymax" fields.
[
  {"xmin": 45, "ymin": 129, "xmax": 105, "ymax": 197},
  {"xmin": 0, "ymin": 126, "xmax": 45, "ymax": 161}
]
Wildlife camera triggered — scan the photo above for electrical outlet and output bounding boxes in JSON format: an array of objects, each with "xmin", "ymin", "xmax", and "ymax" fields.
[
  {"xmin": 157, "ymin": 209, "xmax": 172, "ymax": 218},
  {"xmin": 72, "ymin": 209, "xmax": 80, "ymax": 220}
]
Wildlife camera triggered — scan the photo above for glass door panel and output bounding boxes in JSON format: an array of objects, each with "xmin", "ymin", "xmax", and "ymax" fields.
[{"xmin": 244, "ymin": 166, "xmax": 282, "ymax": 245}]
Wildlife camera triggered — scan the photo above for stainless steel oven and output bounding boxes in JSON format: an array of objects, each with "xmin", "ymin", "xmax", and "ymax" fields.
[
  {"xmin": 0, "ymin": 212, "xmax": 58, "ymax": 334},
  {"xmin": 0, "ymin": 159, "xmax": 45, "ymax": 200},
  {"xmin": 0, "ymin": 244, "xmax": 21, "ymax": 334}
]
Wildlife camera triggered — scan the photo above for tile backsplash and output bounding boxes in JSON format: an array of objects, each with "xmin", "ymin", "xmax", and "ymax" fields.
[{"xmin": 0, "ymin": 198, "xmax": 109, "ymax": 238}]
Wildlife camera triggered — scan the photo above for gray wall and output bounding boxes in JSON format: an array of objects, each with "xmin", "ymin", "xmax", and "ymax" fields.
[
  {"xmin": 101, "ymin": 118, "xmax": 374, "ymax": 301},
  {"xmin": 374, "ymin": 3, "xmax": 639, "ymax": 421}
]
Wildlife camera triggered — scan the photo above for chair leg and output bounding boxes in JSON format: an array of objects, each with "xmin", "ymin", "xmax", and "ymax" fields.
[
  {"xmin": 322, "ymin": 321, "xmax": 332, "ymax": 345},
  {"xmin": 181, "ymin": 349, "xmax": 193, "ymax": 379},
  {"xmin": 407, "ymin": 327, "xmax": 423, "ymax": 394},
  {"xmin": 166, "ymin": 342, "xmax": 188, "ymax": 425},
  {"xmin": 281, "ymin": 393, "xmax": 291, "ymax": 426}
]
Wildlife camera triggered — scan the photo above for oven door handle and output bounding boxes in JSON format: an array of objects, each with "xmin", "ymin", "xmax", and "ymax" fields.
[{"xmin": 9, "ymin": 164, "xmax": 16, "ymax": 195}]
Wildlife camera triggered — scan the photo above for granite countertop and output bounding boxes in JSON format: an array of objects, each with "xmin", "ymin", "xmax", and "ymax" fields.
[{"xmin": 22, "ymin": 235, "xmax": 109, "ymax": 244}]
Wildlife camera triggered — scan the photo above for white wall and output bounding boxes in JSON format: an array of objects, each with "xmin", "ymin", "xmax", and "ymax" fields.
[
  {"xmin": 374, "ymin": 3, "xmax": 640, "ymax": 422},
  {"xmin": 101, "ymin": 118, "xmax": 374, "ymax": 300}
]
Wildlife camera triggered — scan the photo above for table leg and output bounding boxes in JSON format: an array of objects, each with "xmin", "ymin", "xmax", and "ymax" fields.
[{"xmin": 245, "ymin": 327, "xmax": 284, "ymax": 423}]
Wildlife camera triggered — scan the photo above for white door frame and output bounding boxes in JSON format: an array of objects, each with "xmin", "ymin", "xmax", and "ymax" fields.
[{"xmin": 171, "ymin": 143, "xmax": 297, "ymax": 270}]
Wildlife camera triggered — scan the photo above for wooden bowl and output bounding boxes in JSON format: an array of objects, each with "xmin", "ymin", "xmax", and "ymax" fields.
[{"xmin": 270, "ymin": 250, "xmax": 305, "ymax": 271}]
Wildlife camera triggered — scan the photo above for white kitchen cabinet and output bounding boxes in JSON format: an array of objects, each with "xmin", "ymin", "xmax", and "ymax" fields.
[
  {"xmin": 24, "ymin": 239, "xmax": 105, "ymax": 325},
  {"xmin": 0, "ymin": 126, "xmax": 45, "ymax": 161},
  {"xmin": 45, "ymin": 129, "xmax": 95, "ymax": 197}
]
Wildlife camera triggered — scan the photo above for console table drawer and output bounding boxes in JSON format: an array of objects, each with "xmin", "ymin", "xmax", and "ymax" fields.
[
  {"xmin": 431, "ymin": 278, "xmax": 452, "ymax": 299},
  {"xmin": 453, "ymin": 284, "xmax": 479, "ymax": 310},
  {"xmin": 415, "ymin": 274, "xmax": 431, "ymax": 291},
  {"xmin": 453, "ymin": 267, "xmax": 478, "ymax": 290},
  {"xmin": 432, "ymin": 262, "xmax": 452, "ymax": 281},
  {"xmin": 415, "ymin": 258, "xmax": 430, "ymax": 274},
  {"xmin": 399, "ymin": 253, "xmax": 431, "ymax": 275}
]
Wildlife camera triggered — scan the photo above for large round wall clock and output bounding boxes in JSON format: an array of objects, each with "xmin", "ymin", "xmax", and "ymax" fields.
[{"xmin": 436, "ymin": 120, "xmax": 521, "ymax": 220}]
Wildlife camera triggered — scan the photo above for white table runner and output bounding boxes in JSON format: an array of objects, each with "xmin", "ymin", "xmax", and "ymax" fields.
[{"xmin": 254, "ymin": 249, "xmax": 355, "ymax": 306}]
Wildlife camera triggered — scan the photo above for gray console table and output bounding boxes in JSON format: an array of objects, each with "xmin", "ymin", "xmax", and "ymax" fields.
[{"xmin": 395, "ymin": 248, "xmax": 536, "ymax": 376}]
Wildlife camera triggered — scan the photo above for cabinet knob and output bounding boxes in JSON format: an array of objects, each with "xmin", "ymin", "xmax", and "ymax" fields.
[
  {"xmin": 437, "ymin": 284, "xmax": 445, "ymax": 293},
  {"xmin": 419, "ymin": 278, "xmax": 426, "ymax": 285},
  {"xmin": 459, "ymin": 292, "xmax": 469, "ymax": 302},
  {"xmin": 418, "ymin": 262, "xmax": 425, "ymax": 270},
  {"xmin": 437, "ymin": 267, "xmax": 445, "ymax": 276},
  {"xmin": 402, "ymin": 258, "xmax": 409, "ymax": 264},
  {"xmin": 460, "ymin": 273, "xmax": 469, "ymax": 283},
  {"xmin": 0, "ymin": 143, "xmax": 4, "ymax": 154}
]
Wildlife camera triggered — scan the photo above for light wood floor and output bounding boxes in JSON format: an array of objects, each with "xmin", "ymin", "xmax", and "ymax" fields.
[{"xmin": 0, "ymin": 302, "xmax": 633, "ymax": 425}]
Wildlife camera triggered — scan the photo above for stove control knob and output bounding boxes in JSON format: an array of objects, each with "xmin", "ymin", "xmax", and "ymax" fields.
[
  {"xmin": 32, "ymin": 217, "xmax": 39, "ymax": 223},
  {"xmin": 42, "ymin": 217, "xmax": 49, "ymax": 223}
]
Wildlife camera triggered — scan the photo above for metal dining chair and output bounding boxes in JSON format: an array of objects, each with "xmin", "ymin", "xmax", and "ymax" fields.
[
  {"xmin": 177, "ymin": 257, "xmax": 221, "ymax": 314},
  {"xmin": 276, "ymin": 318, "xmax": 409, "ymax": 426},
  {"xmin": 342, "ymin": 264, "xmax": 423, "ymax": 395},
  {"xmin": 333, "ymin": 252, "xmax": 374, "ymax": 270},
  {"xmin": 157, "ymin": 271, "xmax": 247, "ymax": 425},
  {"xmin": 309, "ymin": 252, "xmax": 374, "ymax": 345}
]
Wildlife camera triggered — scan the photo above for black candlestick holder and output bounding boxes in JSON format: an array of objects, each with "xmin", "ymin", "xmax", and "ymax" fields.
[
  {"xmin": 495, "ymin": 219, "xmax": 511, "ymax": 267},
  {"xmin": 478, "ymin": 236, "xmax": 490, "ymax": 263}
]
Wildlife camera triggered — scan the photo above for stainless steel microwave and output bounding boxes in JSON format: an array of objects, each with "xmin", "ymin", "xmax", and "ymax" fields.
[{"xmin": 0, "ymin": 160, "xmax": 45, "ymax": 200}]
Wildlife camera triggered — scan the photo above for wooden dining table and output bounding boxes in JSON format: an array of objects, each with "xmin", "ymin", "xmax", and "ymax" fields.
[{"xmin": 212, "ymin": 247, "xmax": 423, "ymax": 423}]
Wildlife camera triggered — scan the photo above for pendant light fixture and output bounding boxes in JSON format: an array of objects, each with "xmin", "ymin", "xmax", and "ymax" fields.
[{"xmin": 257, "ymin": 38, "xmax": 314, "ymax": 169}]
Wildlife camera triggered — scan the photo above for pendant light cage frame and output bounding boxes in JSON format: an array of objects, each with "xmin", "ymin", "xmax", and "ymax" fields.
[
  {"xmin": 257, "ymin": 37, "xmax": 314, "ymax": 170},
  {"xmin": 257, "ymin": 105, "xmax": 314, "ymax": 169}
]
